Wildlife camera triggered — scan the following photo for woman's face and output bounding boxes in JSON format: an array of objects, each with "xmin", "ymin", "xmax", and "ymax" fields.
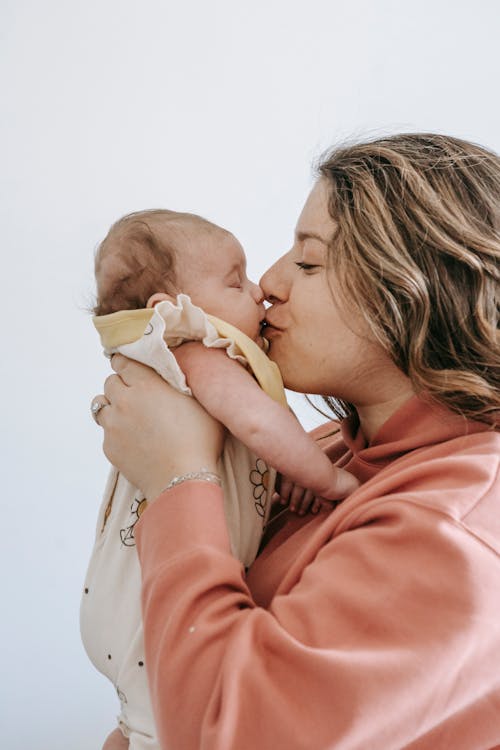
[{"xmin": 260, "ymin": 180, "xmax": 393, "ymax": 403}]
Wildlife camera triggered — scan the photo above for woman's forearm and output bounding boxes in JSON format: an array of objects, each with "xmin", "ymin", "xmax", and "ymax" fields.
[{"xmin": 136, "ymin": 481, "xmax": 479, "ymax": 750}]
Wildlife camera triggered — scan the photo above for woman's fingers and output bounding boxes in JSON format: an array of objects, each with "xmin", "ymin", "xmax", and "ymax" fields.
[
  {"xmin": 102, "ymin": 357, "xmax": 155, "ymax": 408},
  {"xmin": 103, "ymin": 372, "xmax": 127, "ymax": 402},
  {"xmin": 110, "ymin": 353, "xmax": 153, "ymax": 385},
  {"xmin": 90, "ymin": 395, "xmax": 110, "ymax": 426},
  {"xmin": 110, "ymin": 352, "xmax": 128, "ymax": 374},
  {"xmin": 95, "ymin": 359, "xmax": 225, "ymax": 500},
  {"xmin": 101, "ymin": 727, "xmax": 129, "ymax": 750}
]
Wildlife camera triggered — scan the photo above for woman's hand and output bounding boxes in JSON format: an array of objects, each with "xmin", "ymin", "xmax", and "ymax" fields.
[
  {"xmin": 102, "ymin": 727, "xmax": 129, "ymax": 750},
  {"xmin": 96, "ymin": 355, "xmax": 225, "ymax": 500}
]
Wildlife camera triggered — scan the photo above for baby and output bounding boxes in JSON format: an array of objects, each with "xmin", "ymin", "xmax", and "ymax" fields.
[{"xmin": 81, "ymin": 209, "xmax": 359, "ymax": 750}]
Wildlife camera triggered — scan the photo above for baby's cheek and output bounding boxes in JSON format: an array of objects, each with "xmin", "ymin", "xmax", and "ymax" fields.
[
  {"xmin": 238, "ymin": 315, "xmax": 261, "ymax": 341},
  {"xmin": 237, "ymin": 318, "xmax": 254, "ymax": 336}
]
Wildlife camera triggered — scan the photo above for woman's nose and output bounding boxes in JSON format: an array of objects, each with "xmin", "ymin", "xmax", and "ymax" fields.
[
  {"xmin": 260, "ymin": 256, "xmax": 288, "ymax": 304},
  {"xmin": 250, "ymin": 281, "xmax": 265, "ymax": 304}
]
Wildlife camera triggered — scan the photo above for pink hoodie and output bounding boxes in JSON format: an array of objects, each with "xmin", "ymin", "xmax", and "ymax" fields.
[{"xmin": 136, "ymin": 396, "xmax": 500, "ymax": 749}]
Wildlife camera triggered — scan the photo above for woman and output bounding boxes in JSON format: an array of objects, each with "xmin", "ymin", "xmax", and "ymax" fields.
[{"xmin": 94, "ymin": 133, "xmax": 500, "ymax": 749}]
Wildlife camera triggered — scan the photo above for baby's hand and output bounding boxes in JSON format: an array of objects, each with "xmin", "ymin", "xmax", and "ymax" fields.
[
  {"xmin": 275, "ymin": 476, "xmax": 324, "ymax": 516},
  {"xmin": 275, "ymin": 468, "xmax": 360, "ymax": 516}
]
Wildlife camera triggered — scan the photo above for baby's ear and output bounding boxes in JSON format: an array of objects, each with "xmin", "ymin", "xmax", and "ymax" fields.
[{"xmin": 147, "ymin": 292, "xmax": 175, "ymax": 308}]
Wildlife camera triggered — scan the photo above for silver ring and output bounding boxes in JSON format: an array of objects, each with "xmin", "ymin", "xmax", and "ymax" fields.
[{"xmin": 90, "ymin": 397, "xmax": 109, "ymax": 424}]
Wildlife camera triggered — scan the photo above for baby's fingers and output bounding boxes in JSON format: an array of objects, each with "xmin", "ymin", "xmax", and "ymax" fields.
[
  {"xmin": 311, "ymin": 496, "xmax": 323, "ymax": 514},
  {"xmin": 289, "ymin": 484, "xmax": 308, "ymax": 514},
  {"xmin": 296, "ymin": 488, "xmax": 316, "ymax": 516},
  {"xmin": 277, "ymin": 476, "xmax": 294, "ymax": 505}
]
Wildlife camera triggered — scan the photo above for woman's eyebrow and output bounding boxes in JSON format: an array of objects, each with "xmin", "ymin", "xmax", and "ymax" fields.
[{"xmin": 295, "ymin": 230, "xmax": 328, "ymax": 244}]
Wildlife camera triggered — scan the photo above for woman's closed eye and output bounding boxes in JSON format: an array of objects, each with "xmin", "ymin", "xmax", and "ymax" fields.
[{"xmin": 295, "ymin": 261, "xmax": 320, "ymax": 272}]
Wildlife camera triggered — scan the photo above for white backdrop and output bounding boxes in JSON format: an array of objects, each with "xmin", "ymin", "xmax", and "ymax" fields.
[{"xmin": 2, "ymin": 1, "xmax": 499, "ymax": 747}]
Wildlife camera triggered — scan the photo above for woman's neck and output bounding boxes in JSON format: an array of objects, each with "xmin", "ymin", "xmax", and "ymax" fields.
[{"xmin": 355, "ymin": 379, "xmax": 415, "ymax": 443}]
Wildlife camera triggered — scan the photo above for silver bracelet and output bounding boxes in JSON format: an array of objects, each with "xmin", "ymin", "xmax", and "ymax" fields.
[{"xmin": 163, "ymin": 468, "xmax": 222, "ymax": 492}]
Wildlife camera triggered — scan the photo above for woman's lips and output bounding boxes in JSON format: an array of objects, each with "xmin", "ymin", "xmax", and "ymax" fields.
[
  {"xmin": 261, "ymin": 320, "xmax": 282, "ymax": 338},
  {"xmin": 262, "ymin": 314, "xmax": 282, "ymax": 331}
]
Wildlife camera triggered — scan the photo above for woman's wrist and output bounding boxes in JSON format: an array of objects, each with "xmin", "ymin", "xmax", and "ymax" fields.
[
  {"xmin": 145, "ymin": 462, "xmax": 221, "ymax": 501},
  {"xmin": 162, "ymin": 468, "xmax": 222, "ymax": 492}
]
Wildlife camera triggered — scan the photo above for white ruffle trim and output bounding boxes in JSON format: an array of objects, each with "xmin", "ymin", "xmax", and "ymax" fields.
[{"xmin": 107, "ymin": 294, "xmax": 248, "ymax": 396}]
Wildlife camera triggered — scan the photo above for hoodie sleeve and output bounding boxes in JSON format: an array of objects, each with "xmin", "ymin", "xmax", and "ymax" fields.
[{"xmin": 135, "ymin": 479, "xmax": 500, "ymax": 750}]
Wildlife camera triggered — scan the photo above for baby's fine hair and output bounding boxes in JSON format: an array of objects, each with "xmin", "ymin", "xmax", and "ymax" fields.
[
  {"xmin": 93, "ymin": 209, "xmax": 226, "ymax": 316},
  {"xmin": 317, "ymin": 132, "xmax": 500, "ymax": 426}
]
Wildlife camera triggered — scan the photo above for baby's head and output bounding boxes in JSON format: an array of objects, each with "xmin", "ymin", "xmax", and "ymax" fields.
[{"xmin": 94, "ymin": 209, "xmax": 265, "ymax": 341}]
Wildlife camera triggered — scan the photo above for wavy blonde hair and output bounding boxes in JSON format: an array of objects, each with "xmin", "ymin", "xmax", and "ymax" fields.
[{"xmin": 317, "ymin": 133, "xmax": 500, "ymax": 426}]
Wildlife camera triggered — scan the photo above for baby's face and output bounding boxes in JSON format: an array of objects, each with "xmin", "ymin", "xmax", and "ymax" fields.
[{"xmin": 178, "ymin": 231, "xmax": 265, "ymax": 343}]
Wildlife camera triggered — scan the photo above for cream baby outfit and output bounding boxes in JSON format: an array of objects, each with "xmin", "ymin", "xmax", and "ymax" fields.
[{"xmin": 80, "ymin": 295, "xmax": 286, "ymax": 749}]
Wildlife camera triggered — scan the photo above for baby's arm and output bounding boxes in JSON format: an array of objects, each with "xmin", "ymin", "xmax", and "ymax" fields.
[{"xmin": 174, "ymin": 343, "xmax": 359, "ymax": 501}]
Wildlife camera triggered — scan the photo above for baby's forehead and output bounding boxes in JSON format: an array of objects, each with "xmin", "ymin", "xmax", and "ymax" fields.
[
  {"xmin": 185, "ymin": 228, "xmax": 246, "ymax": 271},
  {"xmin": 96, "ymin": 218, "xmax": 245, "ymax": 288}
]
